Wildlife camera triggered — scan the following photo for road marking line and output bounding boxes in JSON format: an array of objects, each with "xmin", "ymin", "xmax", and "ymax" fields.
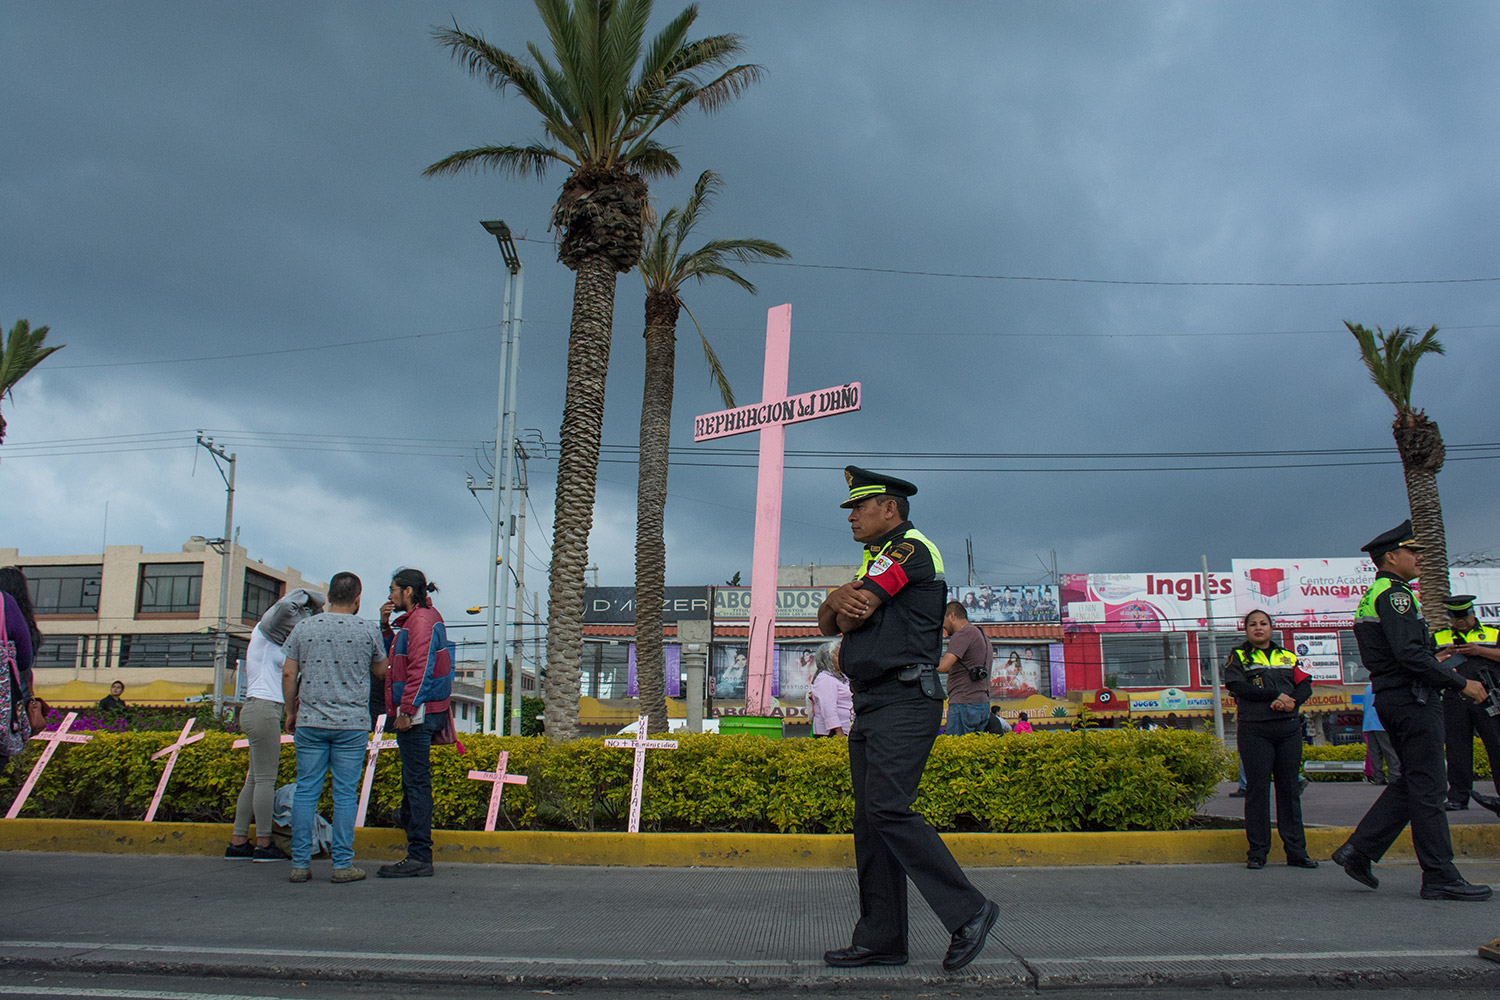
[{"xmin": 0, "ymin": 987, "xmax": 300, "ymax": 1000}]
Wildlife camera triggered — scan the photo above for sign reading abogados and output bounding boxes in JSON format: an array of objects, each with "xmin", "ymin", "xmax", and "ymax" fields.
[
  {"xmin": 713, "ymin": 586, "xmax": 828, "ymax": 621},
  {"xmin": 692, "ymin": 382, "xmax": 861, "ymax": 442}
]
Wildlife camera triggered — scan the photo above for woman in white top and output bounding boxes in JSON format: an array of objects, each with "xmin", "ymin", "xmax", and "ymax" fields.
[
  {"xmin": 808, "ymin": 640, "xmax": 854, "ymax": 737},
  {"xmin": 225, "ymin": 589, "xmax": 322, "ymax": 861}
]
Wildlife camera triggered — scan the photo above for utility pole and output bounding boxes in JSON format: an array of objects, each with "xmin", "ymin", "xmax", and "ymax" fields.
[
  {"xmin": 509, "ymin": 442, "xmax": 529, "ymax": 735},
  {"xmin": 966, "ymin": 536, "xmax": 975, "ymax": 587},
  {"xmin": 1202, "ymin": 554, "xmax": 1225, "ymax": 742},
  {"xmin": 197, "ymin": 433, "xmax": 236, "ymax": 718}
]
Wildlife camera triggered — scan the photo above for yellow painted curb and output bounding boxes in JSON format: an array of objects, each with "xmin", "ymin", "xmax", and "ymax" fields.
[{"xmin": 2, "ymin": 819, "xmax": 1496, "ymax": 867}]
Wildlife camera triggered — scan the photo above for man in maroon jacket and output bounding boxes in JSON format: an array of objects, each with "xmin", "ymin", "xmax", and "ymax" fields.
[{"xmin": 378, "ymin": 567, "xmax": 452, "ymax": 878}]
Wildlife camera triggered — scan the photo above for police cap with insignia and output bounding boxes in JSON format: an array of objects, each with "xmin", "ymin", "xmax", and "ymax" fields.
[
  {"xmin": 841, "ymin": 466, "xmax": 918, "ymax": 508},
  {"xmin": 1444, "ymin": 594, "xmax": 1477, "ymax": 615},
  {"xmin": 1361, "ymin": 518, "xmax": 1425, "ymax": 562}
]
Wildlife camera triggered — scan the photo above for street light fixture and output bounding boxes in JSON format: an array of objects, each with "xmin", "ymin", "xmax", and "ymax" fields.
[{"xmin": 481, "ymin": 219, "xmax": 524, "ymax": 735}]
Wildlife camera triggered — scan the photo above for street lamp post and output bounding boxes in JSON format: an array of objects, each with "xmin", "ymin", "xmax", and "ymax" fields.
[{"xmin": 481, "ymin": 220, "xmax": 523, "ymax": 735}]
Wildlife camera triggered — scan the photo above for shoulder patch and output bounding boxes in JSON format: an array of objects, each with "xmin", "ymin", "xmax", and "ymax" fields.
[
  {"xmin": 887, "ymin": 541, "xmax": 917, "ymax": 564},
  {"xmin": 867, "ymin": 555, "xmax": 894, "ymax": 577},
  {"xmin": 1389, "ymin": 592, "xmax": 1412, "ymax": 615}
]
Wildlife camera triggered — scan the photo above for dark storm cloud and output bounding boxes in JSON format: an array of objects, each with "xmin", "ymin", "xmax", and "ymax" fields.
[{"xmin": 3, "ymin": 0, "xmax": 1498, "ymax": 620}]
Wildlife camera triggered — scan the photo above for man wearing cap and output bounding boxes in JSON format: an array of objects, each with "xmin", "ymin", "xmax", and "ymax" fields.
[
  {"xmin": 817, "ymin": 467, "xmax": 998, "ymax": 971},
  {"xmin": 1330, "ymin": 520, "xmax": 1492, "ymax": 901},
  {"xmin": 1433, "ymin": 594, "xmax": 1500, "ymax": 813}
]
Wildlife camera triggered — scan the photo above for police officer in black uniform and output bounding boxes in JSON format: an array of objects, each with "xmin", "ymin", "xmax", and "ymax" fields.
[
  {"xmin": 1330, "ymin": 521, "xmax": 1492, "ymax": 901},
  {"xmin": 1434, "ymin": 594, "xmax": 1500, "ymax": 813},
  {"xmin": 818, "ymin": 467, "xmax": 998, "ymax": 971}
]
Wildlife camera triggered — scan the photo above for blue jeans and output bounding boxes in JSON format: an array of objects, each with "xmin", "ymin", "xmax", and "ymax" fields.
[
  {"xmin": 291, "ymin": 726, "xmax": 365, "ymax": 868},
  {"xmin": 945, "ymin": 701, "xmax": 990, "ymax": 737}
]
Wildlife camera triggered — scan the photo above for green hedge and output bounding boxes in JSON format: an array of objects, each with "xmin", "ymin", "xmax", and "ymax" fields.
[
  {"xmin": 0, "ymin": 728, "xmax": 1231, "ymax": 833},
  {"xmin": 1300, "ymin": 739, "xmax": 1493, "ymax": 782}
]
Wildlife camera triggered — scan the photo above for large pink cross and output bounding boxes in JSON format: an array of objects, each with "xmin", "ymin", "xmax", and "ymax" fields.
[
  {"xmin": 693, "ymin": 304, "xmax": 861, "ymax": 714},
  {"xmin": 355, "ymin": 713, "xmax": 398, "ymax": 828},
  {"xmin": 467, "ymin": 750, "xmax": 528, "ymax": 832},
  {"xmin": 603, "ymin": 714, "xmax": 678, "ymax": 833},
  {"xmin": 144, "ymin": 717, "xmax": 206, "ymax": 822},
  {"xmin": 6, "ymin": 711, "xmax": 94, "ymax": 819}
]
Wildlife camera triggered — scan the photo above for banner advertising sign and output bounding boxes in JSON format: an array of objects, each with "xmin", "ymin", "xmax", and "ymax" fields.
[
  {"xmin": 988, "ymin": 643, "xmax": 1050, "ymax": 700},
  {"xmin": 1291, "ymin": 632, "xmax": 1342, "ymax": 681},
  {"xmin": 583, "ymin": 587, "xmax": 710, "ymax": 624},
  {"xmin": 1450, "ymin": 567, "xmax": 1500, "ymax": 623},
  {"xmin": 1128, "ymin": 686, "xmax": 1218, "ymax": 715},
  {"xmin": 713, "ymin": 587, "xmax": 827, "ymax": 621},
  {"xmin": 707, "ymin": 642, "xmax": 824, "ymax": 700},
  {"xmin": 1232, "ymin": 558, "xmax": 1377, "ymax": 627},
  {"xmin": 1061, "ymin": 572, "xmax": 1236, "ymax": 633},
  {"xmin": 948, "ymin": 585, "xmax": 1059, "ymax": 623},
  {"xmin": 1049, "ymin": 643, "xmax": 1066, "ymax": 698},
  {"xmin": 626, "ymin": 644, "xmax": 682, "ymax": 698}
]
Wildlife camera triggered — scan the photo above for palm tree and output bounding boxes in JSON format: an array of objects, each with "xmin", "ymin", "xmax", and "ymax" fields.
[
  {"xmin": 1346, "ymin": 322, "xmax": 1454, "ymax": 626},
  {"xmin": 633, "ymin": 171, "xmax": 789, "ymax": 734},
  {"xmin": 425, "ymin": 0, "xmax": 761, "ymax": 739},
  {"xmin": 0, "ymin": 319, "xmax": 64, "ymax": 445}
]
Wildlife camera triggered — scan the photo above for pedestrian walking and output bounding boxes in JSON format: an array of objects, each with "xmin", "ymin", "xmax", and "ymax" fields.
[
  {"xmin": 1331, "ymin": 521, "xmax": 1492, "ymax": 901},
  {"xmin": 1222, "ymin": 610, "xmax": 1317, "ymax": 870},
  {"xmin": 282, "ymin": 572, "xmax": 388, "ymax": 884},
  {"xmin": 817, "ymin": 467, "xmax": 997, "ymax": 972},
  {"xmin": 378, "ymin": 567, "xmax": 452, "ymax": 879}
]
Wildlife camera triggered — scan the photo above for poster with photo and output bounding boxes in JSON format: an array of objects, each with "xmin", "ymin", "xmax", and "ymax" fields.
[
  {"xmin": 948, "ymin": 585, "xmax": 1059, "ymax": 623},
  {"xmin": 778, "ymin": 645, "xmax": 819, "ymax": 702},
  {"xmin": 989, "ymin": 643, "xmax": 1045, "ymax": 700}
]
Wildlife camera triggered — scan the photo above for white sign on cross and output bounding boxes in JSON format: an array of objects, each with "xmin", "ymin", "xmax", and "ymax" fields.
[
  {"xmin": 603, "ymin": 714, "xmax": 678, "ymax": 833},
  {"xmin": 6, "ymin": 712, "xmax": 94, "ymax": 819},
  {"xmin": 144, "ymin": 717, "xmax": 206, "ymax": 822},
  {"xmin": 467, "ymin": 750, "xmax": 528, "ymax": 832},
  {"xmin": 693, "ymin": 304, "xmax": 861, "ymax": 715},
  {"xmin": 355, "ymin": 713, "xmax": 399, "ymax": 828}
]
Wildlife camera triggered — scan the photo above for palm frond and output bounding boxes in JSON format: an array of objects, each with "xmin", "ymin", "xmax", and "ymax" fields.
[
  {"xmin": 681, "ymin": 302, "xmax": 734, "ymax": 408},
  {"xmin": 423, "ymin": 144, "xmax": 569, "ymax": 180},
  {"xmin": 0, "ymin": 319, "xmax": 64, "ymax": 400},
  {"xmin": 1346, "ymin": 321, "xmax": 1445, "ymax": 415}
]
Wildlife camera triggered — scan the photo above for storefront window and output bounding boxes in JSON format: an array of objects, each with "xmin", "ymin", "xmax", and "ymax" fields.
[
  {"xmin": 1196, "ymin": 632, "xmax": 1242, "ymax": 686},
  {"xmin": 1339, "ymin": 630, "xmax": 1368, "ymax": 683},
  {"xmin": 1100, "ymin": 632, "xmax": 1190, "ymax": 688},
  {"xmin": 581, "ymin": 640, "xmax": 630, "ymax": 698}
]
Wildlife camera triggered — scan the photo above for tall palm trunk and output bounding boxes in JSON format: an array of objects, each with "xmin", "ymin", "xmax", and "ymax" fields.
[
  {"xmin": 632, "ymin": 294, "xmax": 681, "ymax": 735},
  {"xmin": 1395, "ymin": 418, "xmax": 1451, "ymax": 629},
  {"xmin": 542, "ymin": 256, "xmax": 620, "ymax": 740}
]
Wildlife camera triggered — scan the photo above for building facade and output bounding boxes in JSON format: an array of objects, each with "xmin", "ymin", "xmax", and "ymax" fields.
[{"xmin": 2, "ymin": 539, "xmax": 321, "ymax": 707}]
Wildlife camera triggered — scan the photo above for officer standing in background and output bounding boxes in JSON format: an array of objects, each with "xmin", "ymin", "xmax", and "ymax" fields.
[
  {"xmin": 1331, "ymin": 520, "xmax": 1492, "ymax": 901},
  {"xmin": 818, "ymin": 467, "xmax": 999, "ymax": 972},
  {"xmin": 1433, "ymin": 594, "xmax": 1500, "ymax": 813}
]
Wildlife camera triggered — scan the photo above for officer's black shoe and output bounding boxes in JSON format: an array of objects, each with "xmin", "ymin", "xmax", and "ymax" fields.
[
  {"xmin": 1286, "ymin": 856, "xmax": 1320, "ymax": 869},
  {"xmin": 1331, "ymin": 843, "xmax": 1379, "ymax": 889},
  {"xmin": 1419, "ymin": 878, "xmax": 1493, "ymax": 902},
  {"xmin": 1246, "ymin": 858, "xmax": 1266, "ymax": 869},
  {"xmin": 1471, "ymin": 791, "xmax": 1500, "ymax": 816},
  {"xmin": 942, "ymin": 899, "xmax": 999, "ymax": 972},
  {"xmin": 823, "ymin": 945, "xmax": 908, "ymax": 967},
  {"xmin": 1227, "ymin": 788, "xmax": 1247, "ymax": 798},
  {"xmin": 1445, "ymin": 800, "xmax": 1469, "ymax": 811}
]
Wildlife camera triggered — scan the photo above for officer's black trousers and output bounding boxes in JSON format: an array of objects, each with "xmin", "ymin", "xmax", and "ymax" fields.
[
  {"xmin": 1443, "ymin": 690, "xmax": 1500, "ymax": 804},
  {"xmin": 1237, "ymin": 716, "xmax": 1308, "ymax": 863},
  {"xmin": 848, "ymin": 692, "xmax": 986, "ymax": 953},
  {"xmin": 1349, "ymin": 695, "xmax": 1461, "ymax": 883}
]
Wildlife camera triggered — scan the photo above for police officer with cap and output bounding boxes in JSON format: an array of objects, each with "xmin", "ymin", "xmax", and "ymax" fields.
[
  {"xmin": 1434, "ymin": 594, "xmax": 1500, "ymax": 813},
  {"xmin": 818, "ymin": 467, "xmax": 998, "ymax": 971},
  {"xmin": 1331, "ymin": 520, "xmax": 1492, "ymax": 900}
]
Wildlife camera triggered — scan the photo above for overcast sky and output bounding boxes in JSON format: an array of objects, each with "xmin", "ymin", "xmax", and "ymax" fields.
[{"xmin": 5, "ymin": 0, "xmax": 1499, "ymax": 634}]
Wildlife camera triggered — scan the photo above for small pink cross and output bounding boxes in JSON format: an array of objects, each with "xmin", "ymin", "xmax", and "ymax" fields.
[
  {"xmin": 144, "ymin": 717, "xmax": 207, "ymax": 822},
  {"xmin": 355, "ymin": 713, "xmax": 399, "ymax": 827},
  {"xmin": 6, "ymin": 712, "xmax": 94, "ymax": 819},
  {"xmin": 603, "ymin": 714, "xmax": 678, "ymax": 833},
  {"xmin": 232, "ymin": 734, "xmax": 294, "ymax": 750},
  {"xmin": 467, "ymin": 750, "xmax": 528, "ymax": 832}
]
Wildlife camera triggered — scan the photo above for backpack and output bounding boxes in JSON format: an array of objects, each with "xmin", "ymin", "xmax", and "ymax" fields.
[{"xmin": 1, "ymin": 599, "xmax": 31, "ymax": 757}]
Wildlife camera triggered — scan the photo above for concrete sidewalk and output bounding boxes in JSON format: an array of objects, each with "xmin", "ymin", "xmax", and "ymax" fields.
[{"xmin": 2, "ymin": 851, "xmax": 1498, "ymax": 991}]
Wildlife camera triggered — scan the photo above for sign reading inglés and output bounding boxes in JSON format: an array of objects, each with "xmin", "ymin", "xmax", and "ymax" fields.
[{"xmin": 692, "ymin": 382, "xmax": 861, "ymax": 443}]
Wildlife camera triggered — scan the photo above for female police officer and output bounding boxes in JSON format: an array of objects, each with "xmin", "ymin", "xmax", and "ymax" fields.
[{"xmin": 1224, "ymin": 609, "xmax": 1318, "ymax": 870}]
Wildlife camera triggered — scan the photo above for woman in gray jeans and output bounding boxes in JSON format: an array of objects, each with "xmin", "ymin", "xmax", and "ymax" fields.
[{"xmin": 225, "ymin": 589, "xmax": 322, "ymax": 861}]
